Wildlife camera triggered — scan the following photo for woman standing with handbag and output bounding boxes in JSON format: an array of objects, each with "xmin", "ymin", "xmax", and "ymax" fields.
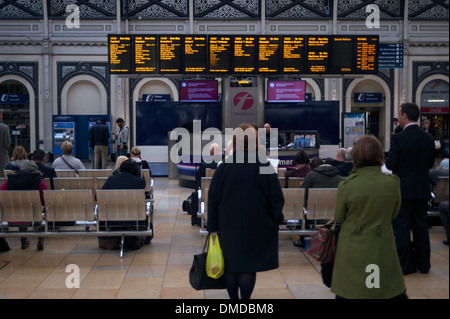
[
  {"xmin": 207, "ymin": 123, "xmax": 285, "ymax": 299},
  {"xmin": 331, "ymin": 135, "xmax": 407, "ymax": 299}
]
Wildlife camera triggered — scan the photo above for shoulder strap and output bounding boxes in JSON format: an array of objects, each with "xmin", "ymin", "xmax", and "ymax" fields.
[{"xmin": 60, "ymin": 156, "xmax": 79, "ymax": 174}]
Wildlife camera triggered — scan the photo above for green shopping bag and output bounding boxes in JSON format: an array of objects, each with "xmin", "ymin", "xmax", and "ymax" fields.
[{"xmin": 206, "ymin": 233, "xmax": 225, "ymax": 279}]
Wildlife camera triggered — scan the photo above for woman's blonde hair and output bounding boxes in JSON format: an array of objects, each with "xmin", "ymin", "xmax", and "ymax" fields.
[
  {"xmin": 61, "ymin": 141, "xmax": 74, "ymax": 155},
  {"xmin": 11, "ymin": 146, "xmax": 28, "ymax": 161},
  {"xmin": 115, "ymin": 155, "xmax": 129, "ymax": 170},
  {"xmin": 131, "ymin": 146, "xmax": 141, "ymax": 157}
]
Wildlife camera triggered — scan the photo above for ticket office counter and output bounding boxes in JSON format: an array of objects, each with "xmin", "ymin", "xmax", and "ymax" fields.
[
  {"xmin": 172, "ymin": 130, "xmax": 320, "ymax": 187},
  {"xmin": 270, "ymin": 130, "xmax": 320, "ymax": 168}
]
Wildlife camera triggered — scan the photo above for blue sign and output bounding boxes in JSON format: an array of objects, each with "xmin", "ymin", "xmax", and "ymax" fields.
[
  {"xmin": 354, "ymin": 92, "xmax": 383, "ymax": 103},
  {"xmin": 0, "ymin": 93, "xmax": 28, "ymax": 104},
  {"xmin": 378, "ymin": 43, "xmax": 403, "ymax": 68},
  {"xmin": 142, "ymin": 94, "xmax": 171, "ymax": 102}
]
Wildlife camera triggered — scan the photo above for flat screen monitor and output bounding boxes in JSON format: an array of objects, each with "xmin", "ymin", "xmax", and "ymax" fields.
[
  {"xmin": 179, "ymin": 80, "xmax": 218, "ymax": 102},
  {"xmin": 267, "ymin": 80, "xmax": 306, "ymax": 102}
]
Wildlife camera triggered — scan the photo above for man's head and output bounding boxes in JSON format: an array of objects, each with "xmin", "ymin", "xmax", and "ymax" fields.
[
  {"xmin": 263, "ymin": 123, "xmax": 271, "ymax": 133},
  {"xmin": 393, "ymin": 118, "xmax": 399, "ymax": 125},
  {"xmin": 399, "ymin": 103, "xmax": 420, "ymax": 127},
  {"xmin": 336, "ymin": 148, "xmax": 346, "ymax": 161},
  {"xmin": 440, "ymin": 158, "xmax": 449, "ymax": 170},
  {"xmin": 116, "ymin": 117, "xmax": 125, "ymax": 129},
  {"xmin": 32, "ymin": 149, "xmax": 46, "ymax": 163}
]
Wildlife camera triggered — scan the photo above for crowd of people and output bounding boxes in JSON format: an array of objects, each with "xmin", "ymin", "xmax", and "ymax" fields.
[
  {"xmin": 0, "ymin": 117, "xmax": 154, "ymax": 252},
  {"xmin": 1, "ymin": 104, "xmax": 449, "ymax": 300}
]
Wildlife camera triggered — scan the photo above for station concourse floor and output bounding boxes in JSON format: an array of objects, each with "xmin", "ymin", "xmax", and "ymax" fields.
[{"xmin": 0, "ymin": 177, "xmax": 448, "ymax": 299}]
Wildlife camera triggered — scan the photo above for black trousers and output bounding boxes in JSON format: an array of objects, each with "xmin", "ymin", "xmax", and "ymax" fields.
[{"xmin": 392, "ymin": 199, "xmax": 430, "ymax": 275}]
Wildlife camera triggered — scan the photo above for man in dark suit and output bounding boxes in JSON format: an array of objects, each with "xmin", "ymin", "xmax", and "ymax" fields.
[
  {"xmin": 89, "ymin": 118, "xmax": 110, "ymax": 169},
  {"xmin": 386, "ymin": 102, "xmax": 435, "ymax": 275},
  {"xmin": 32, "ymin": 149, "xmax": 57, "ymax": 189},
  {"xmin": 392, "ymin": 117, "xmax": 403, "ymax": 135}
]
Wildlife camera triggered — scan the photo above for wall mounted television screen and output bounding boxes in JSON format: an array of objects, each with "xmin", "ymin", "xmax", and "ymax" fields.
[
  {"xmin": 267, "ymin": 80, "xmax": 306, "ymax": 102},
  {"xmin": 179, "ymin": 80, "xmax": 218, "ymax": 102}
]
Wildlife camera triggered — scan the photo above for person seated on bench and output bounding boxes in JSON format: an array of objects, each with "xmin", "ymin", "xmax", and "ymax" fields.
[
  {"xmin": 99, "ymin": 159, "xmax": 150, "ymax": 248},
  {"xmin": 32, "ymin": 149, "xmax": 57, "ymax": 189},
  {"xmin": 0, "ymin": 160, "xmax": 47, "ymax": 250},
  {"xmin": 284, "ymin": 150, "xmax": 311, "ymax": 188},
  {"xmin": 429, "ymin": 158, "xmax": 448, "ymax": 189},
  {"xmin": 293, "ymin": 157, "xmax": 343, "ymax": 247},
  {"xmin": 130, "ymin": 146, "xmax": 151, "ymax": 177},
  {"xmin": 113, "ymin": 155, "xmax": 129, "ymax": 175},
  {"xmin": 4, "ymin": 145, "xmax": 28, "ymax": 171},
  {"xmin": 51, "ymin": 141, "xmax": 85, "ymax": 173}
]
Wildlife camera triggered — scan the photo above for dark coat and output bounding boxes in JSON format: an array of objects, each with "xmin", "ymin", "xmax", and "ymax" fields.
[
  {"xmin": 386, "ymin": 124, "xmax": 435, "ymax": 200},
  {"xmin": 35, "ymin": 162, "xmax": 57, "ymax": 179},
  {"xmin": 35, "ymin": 162, "xmax": 57, "ymax": 189},
  {"xmin": 102, "ymin": 171, "xmax": 146, "ymax": 190},
  {"xmin": 89, "ymin": 122, "xmax": 110, "ymax": 146},
  {"xmin": 207, "ymin": 153, "xmax": 285, "ymax": 273}
]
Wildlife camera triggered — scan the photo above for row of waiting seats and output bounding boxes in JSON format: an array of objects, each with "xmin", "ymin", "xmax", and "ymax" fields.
[
  {"xmin": 2, "ymin": 168, "xmax": 154, "ymax": 199},
  {"xmin": 197, "ymin": 173, "xmax": 335, "ymax": 236},
  {"xmin": 197, "ymin": 170, "xmax": 449, "ymax": 235},
  {"xmin": 0, "ymin": 169, "xmax": 155, "ymax": 258}
]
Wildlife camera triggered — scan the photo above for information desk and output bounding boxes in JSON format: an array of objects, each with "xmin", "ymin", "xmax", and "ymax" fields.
[
  {"xmin": 268, "ymin": 148, "xmax": 319, "ymax": 169},
  {"xmin": 171, "ymin": 130, "xmax": 320, "ymax": 188}
]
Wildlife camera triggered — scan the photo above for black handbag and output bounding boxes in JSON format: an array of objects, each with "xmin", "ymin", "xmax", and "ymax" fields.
[{"xmin": 189, "ymin": 234, "xmax": 226, "ymax": 290}]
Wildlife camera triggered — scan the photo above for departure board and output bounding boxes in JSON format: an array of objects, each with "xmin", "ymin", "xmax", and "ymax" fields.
[
  {"xmin": 258, "ymin": 36, "xmax": 281, "ymax": 73},
  {"xmin": 209, "ymin": 36, "xmax": 232, "ymax": 73},
  {"xmin": 134, "ymin": 35, "xmax": 157, "ymax": 73},
  {"xmin": 233, "ymin": 36, "xmax": 257, "ymax": 73},
  {"xmin": 330, "ymin": 36, "xmax": 354, "ymax": 74},
  {"xmin": 108, "ymin": 35, "xmax": 133, "ymax": 73},
  {"xmin": 107, "ymin": 34, "xmax": 379, "ymax": 75},
  {"xmin": 183, "ymin": 36, "xmax": 207, "ymax": 73},
  {"xmin": 306, "ymin": 36, "xmax": 329, "ymax": 74},
  {"xmin": 282, "ymin": 36, "xmax": 306, "ymax": 73},
  {"xmin": 159, "ymin": 35, "xmax": 182, "ymax": 73},
  {"xmin": 355, "ymin": 36, "xmax": 378, "ymax": 73}
]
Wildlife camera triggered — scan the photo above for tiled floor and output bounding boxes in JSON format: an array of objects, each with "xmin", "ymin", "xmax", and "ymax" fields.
[{"xmin": 0, "ymin": 177, "xmax": 448, "ymax": 299}]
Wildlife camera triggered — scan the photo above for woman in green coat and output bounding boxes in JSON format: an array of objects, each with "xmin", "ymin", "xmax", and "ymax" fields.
[{"xmin": 331, "ymin": 135, "xmax": 407, "ymax": 299}]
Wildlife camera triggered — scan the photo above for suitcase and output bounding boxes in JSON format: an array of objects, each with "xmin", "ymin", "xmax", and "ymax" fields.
[{"xmin": 98, "ymin": 236, "xmax": 121, "ymax": 250}]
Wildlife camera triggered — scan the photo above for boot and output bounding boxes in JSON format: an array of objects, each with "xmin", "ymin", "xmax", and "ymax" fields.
[{"xmin": 21, "ymin": 237, "xmax": 30, "ymax": 249}]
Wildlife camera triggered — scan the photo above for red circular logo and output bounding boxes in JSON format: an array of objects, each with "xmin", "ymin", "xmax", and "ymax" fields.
[{"xmin": 233, "ymin": 92, "xmax": 254, "ymax": 110}]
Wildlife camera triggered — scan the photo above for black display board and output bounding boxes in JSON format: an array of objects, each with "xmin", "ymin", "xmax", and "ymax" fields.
[
  {"xmin": 281, "ymin": 36, "xmax": 306, "ymax": 73},
  {"xmin": 134, "ymin": 35, "xmax": 157, "ymax": 73},
  {"xmin": 108, "ymin": 34, "xmax": 379, "ymax": 75},
  {"xmin": 258, "ymin": 36, "xmax": 281, "ymax": 73},
  {"xmin": 136, "ymin": 102, "xmax": 222, "ymax": 146},
  {"xmin": 232, "ymin": 36, "xmax": 257, "ymax": 73},
  {"xmin": 208, "ymin": 35, "xmax": 232, "ymax": 73},
  {"xmin": 158, "ymin": 35, "xmax": 182, "ymax": 73},
  {"xmin": 108, "ymin": 34, "xmax": 133, "ymax": 74},
  {"xmin": 183, "ymin": 36, "xmax": 207, "ymax": 73},
  {"xmin": 265, "ymin": 101, "xmax": 340, "ymax": 145}
]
